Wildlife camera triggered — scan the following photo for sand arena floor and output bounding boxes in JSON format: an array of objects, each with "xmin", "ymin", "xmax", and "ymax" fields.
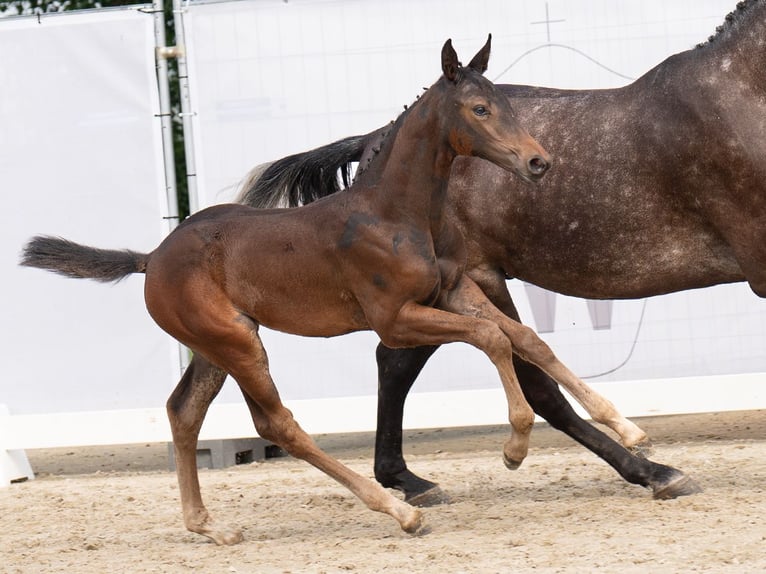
[{"xmin": 2, "ymin": 410, "xmax": 765, "ymax": 573}]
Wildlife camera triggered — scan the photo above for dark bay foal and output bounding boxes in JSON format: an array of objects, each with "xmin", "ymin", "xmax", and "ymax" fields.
[{"xmin": 20, "ymin": 37, "xmax": 612, "ymax": 545}]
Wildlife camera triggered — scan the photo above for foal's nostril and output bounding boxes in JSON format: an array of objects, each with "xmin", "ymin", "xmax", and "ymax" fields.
[{"xmin": 528, "ymin": 155, "xmax": 550, "ymax": 176}]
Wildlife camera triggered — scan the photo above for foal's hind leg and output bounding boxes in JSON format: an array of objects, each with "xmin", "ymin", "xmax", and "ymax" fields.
[
  {"xmin": 203, "ymin": 321, "xmax": 423, "ymax": 536},
  {"xmin": 166, "ymin": 355, "xmax": 243, "ymax": 545}
]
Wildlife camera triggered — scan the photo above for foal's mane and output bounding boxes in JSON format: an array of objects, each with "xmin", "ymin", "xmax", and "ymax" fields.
[
  {"xmin": 236, "ymin": 80, "xmax": 440, "ymax": 209},
  {"xmin": 237, "ymin": 63, "xmax": 488, "ymax": 210},
  {"xmin": 697, "ymin": 0, "xmax": 762, "ymax": 47}
]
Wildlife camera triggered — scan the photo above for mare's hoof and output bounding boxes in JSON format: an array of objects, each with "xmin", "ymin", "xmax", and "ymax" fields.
[
  {"xmin": 653, "ymin": 474, "xmax": 703, "ymax": 500},
  {"xmin": 406, "ymin": 485, "xmax": 451, "ymax": 507},
  {"xmin": 627, "ymin": 438, "xmax": 654, "ymax": 459},
  {"xmin": 503, "ymin": 453, "xmax": 524, "ymax": 471}
]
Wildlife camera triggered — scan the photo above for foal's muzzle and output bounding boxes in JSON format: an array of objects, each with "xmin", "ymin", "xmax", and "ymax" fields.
[{"xmin": 527, "ymin": 155, "xmax": 550, "ymax": 178}]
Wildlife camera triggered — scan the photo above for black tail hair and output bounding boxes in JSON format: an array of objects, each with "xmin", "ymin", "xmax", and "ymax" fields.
[
  {"xmin": 237, "ymin": 133, "xmax": 373, "ymax": 208},
  {"xmin": 20, "ymin": 236, "xmax": 148, "ymax": 283}
]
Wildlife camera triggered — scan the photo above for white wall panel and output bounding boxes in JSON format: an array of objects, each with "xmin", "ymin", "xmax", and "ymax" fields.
[
  {"xmin": 184, "ymin": 0, "xmax": 737, "ymax": 204},
  {"xmin": 1, "ymin": 9, "xmax": 178, "ymax": 415},
  {"xmin": 180, "ymin": 0, "xmax": 766, "ymax": 416},
  {"xmin": 1, "ymin": 2, "xmax": 762, "ymax": 461}
]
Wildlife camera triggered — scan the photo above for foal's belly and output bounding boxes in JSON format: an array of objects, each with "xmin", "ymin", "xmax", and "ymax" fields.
[{"xmin": 232, "ymin": 278, "xmax": 372, "ymax": 338}]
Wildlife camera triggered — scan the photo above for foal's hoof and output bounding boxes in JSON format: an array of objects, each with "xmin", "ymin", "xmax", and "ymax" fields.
[
  {"xmin": 627, "ymin": 438, "xmax": 654, "ymax": 459},
  {"xmin": 196, "ymin": 523, "xmax": 244, "ymax": 545},
  {"xmin": 214, "ymin": 529, "xmax": 245, "ymax": 546},
  {"xmin": 653, "ymin": 474, "xmax": 703, "ymax": 500},
  {"xmin": 503, "ymin": 453, "xmax": 524, "ymax": 471},
  {"xmin": 400, "ymin": 507, "xmax": 426, "ymax": 535},
  {"xmin": 406, "ymin": 485, "xmax": 451, "ymax": 507}
]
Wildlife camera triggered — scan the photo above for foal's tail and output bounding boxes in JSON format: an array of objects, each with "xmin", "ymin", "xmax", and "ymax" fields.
[
  {"xmin": 20, "ymin": 235, "xmax": 149, "ymax": 283},
  {"xmin": 236, "ymin": 126, "xmax": 386, "ymax": 208}
]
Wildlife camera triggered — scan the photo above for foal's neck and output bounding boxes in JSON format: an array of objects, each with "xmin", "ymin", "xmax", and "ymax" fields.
[{"xmin": 354, "ymin": 81, "xmax": 457, "ymax": 233}]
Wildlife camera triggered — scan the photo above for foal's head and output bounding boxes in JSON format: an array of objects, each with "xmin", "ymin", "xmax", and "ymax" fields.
[{"xmin": 439, "ymin": 35, "xmax": 550, "ymax": 182}]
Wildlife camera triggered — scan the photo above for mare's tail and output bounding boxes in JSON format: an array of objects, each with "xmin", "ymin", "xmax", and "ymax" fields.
[
  {"xmin": 236, "ymin": 126, "xmax": 387, "ymax": 208},
  {"xmin": 20, "ymin": 236, "xmax": 149, "ymax": 283}
]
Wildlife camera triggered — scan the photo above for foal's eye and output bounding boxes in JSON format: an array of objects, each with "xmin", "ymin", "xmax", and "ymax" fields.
[{"xmin": 473, "ymin": 105, "xmax": 489, "ymax": 117}]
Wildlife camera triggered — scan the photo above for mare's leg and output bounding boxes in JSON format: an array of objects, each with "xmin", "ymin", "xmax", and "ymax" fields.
[
  {"xmin": 374, "ymin": 344, "xmax": 449, "ymax": 505},
  {"xmin": 199, "ymin": 317, "xmax": 423, "ymax": 537},
  {"xmin": 512, "ymin": 357, "xmax": 699, "ymax": 498},
  {"xmin": 165, "ymin": 355, "xmax": 242, "ymax": 545},
  {"xmin": 372, "ymin": 271, "xmax": 699, "ymax": 503},
  {"xmin": 468, "ymin": 271, "xmax": 700, "ymax": 498},
  {"xmin": 374, "ymin": 341, "xmax": 698, "ymax": 503}
]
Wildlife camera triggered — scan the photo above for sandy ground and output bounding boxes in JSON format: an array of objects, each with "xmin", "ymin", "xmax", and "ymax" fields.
[{"xmin": 2, "ymin": 410, "xmax": 765, "ymax": 573}]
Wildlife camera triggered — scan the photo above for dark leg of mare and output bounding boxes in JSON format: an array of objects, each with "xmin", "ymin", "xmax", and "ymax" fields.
[
  {"xmin": 512, "ymin": 357, "xmax": 699, "ymax": 500},
  {"xmin": 374, "ymin": 343, "xmax": 449, "ymax": 505},
  {"xmin": 471, "ymin": 271, "xmax": 701, "ymax": 500},
  {"xmin": 373, "ymin": 272, "xmax": 702, "ymax": 505}
]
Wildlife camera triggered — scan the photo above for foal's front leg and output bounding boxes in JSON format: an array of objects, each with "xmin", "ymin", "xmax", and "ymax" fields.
[
  {"xmin": 441, "ymin": 275, "xmax": 649, "ymax": 454},
  {"xmin": 378, "ymin": 296, "xmax": 536, "ymax": 467},
  {"xmin": 473, "ymin": 270, "xmax": 652, "ymax": 453},
  {"xmin": 486, "ymin": 308, "xmax": 649, "ymax": 450}
]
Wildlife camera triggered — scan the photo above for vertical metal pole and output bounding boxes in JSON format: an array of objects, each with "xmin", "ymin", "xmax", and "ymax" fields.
[
  {"xmin": 152, "ymin": 0, "xmax": 189, "ymax": 375},
  {"xmin": 152, "ymin": 0, "xmax": 180, "ymax": 228},
  {"xmin": 172, "ymin": 0, "xmax": 200, "ymax": 214}
]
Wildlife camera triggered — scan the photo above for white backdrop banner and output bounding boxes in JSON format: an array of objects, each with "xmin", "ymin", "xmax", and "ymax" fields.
[
  {"xmin": 180, "ymin": 0, "xmax": 765, "ymax": 413},
  {"xmin": 0, "ymin": 1, "xmax": 762, "ymax": 459},
  {"xmin": 183, "ymin": 0, "xmax": 739, "ymax": 205},
  {"xmin": 1, "ymin": 8, "xmax": 178, "ymax": 414}
]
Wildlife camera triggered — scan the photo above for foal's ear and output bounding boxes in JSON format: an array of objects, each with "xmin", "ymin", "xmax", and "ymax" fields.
[
  {"xmin": 441, "ymin": 38, "xmax": 460, "ymax": 82},
  {"xmin": 467, "ymin": 34, "xmax": 492, "ymax": 74}
]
